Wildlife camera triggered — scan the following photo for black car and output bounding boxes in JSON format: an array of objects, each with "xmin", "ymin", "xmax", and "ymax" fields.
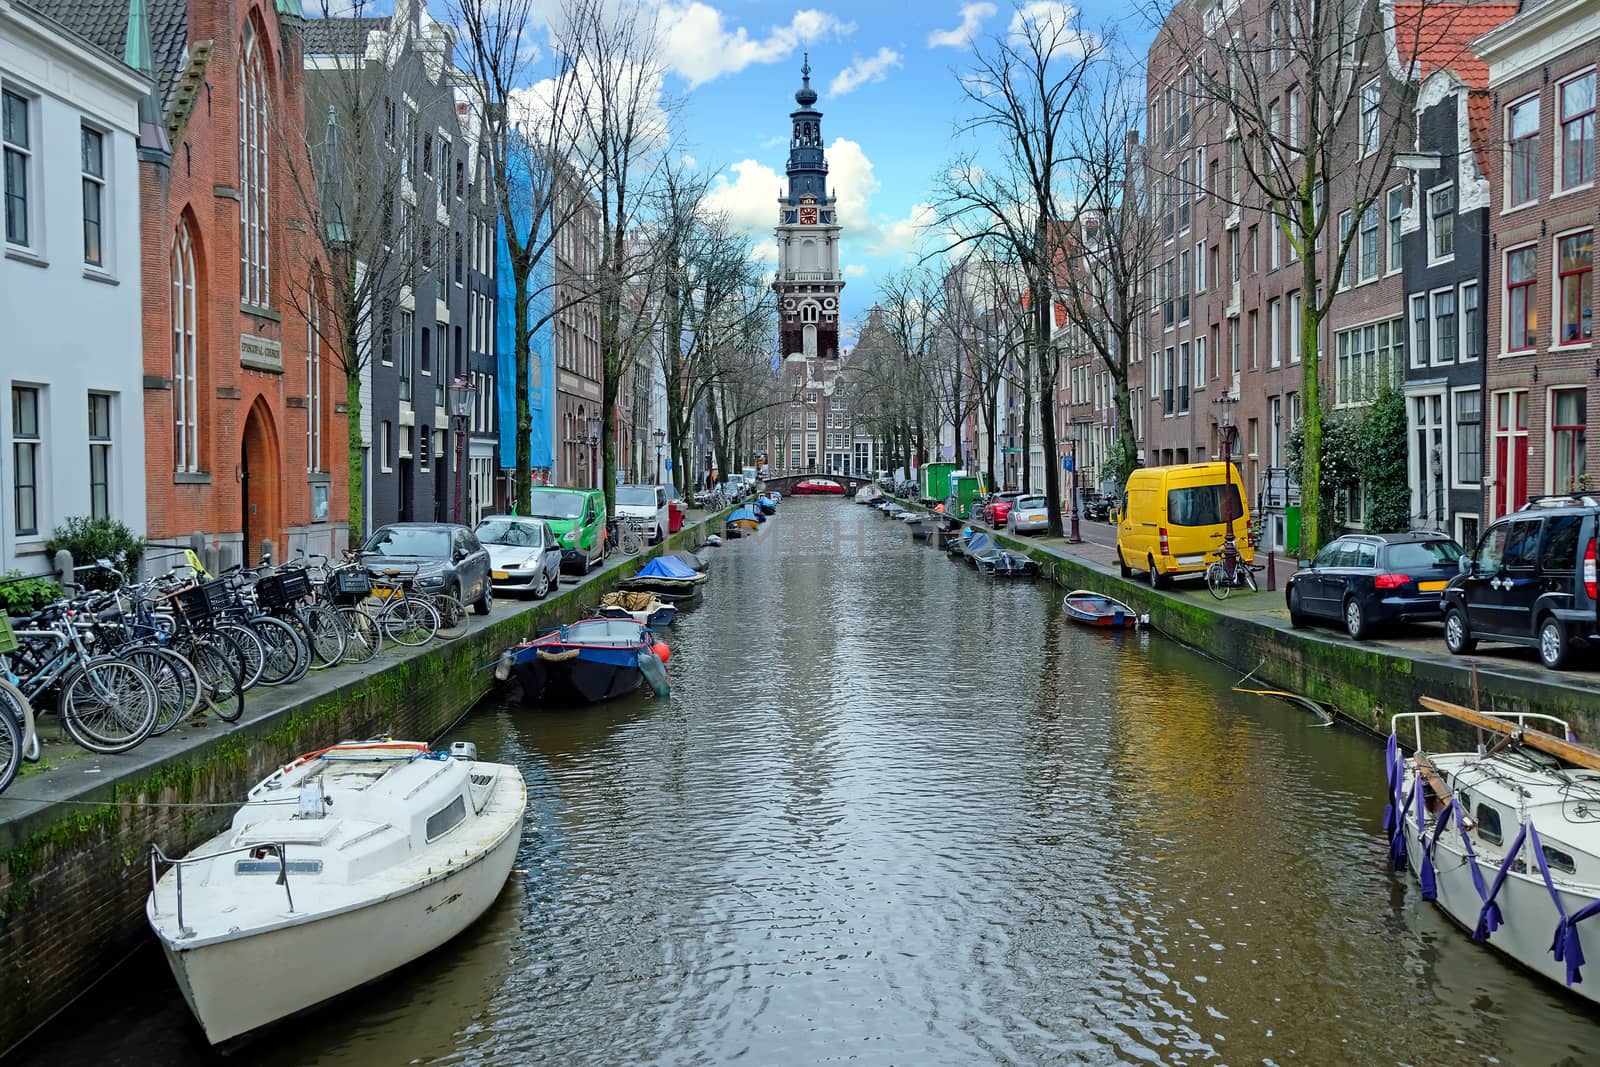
[
  {"xmin": 1443, "ymin": 495, "xmax": 1600, "ymax": 670},
  {"xmin": 359, "ymin": 522, "xmax": 495, "ymax": 614},
  {"xmin": 1286, "ymin": 531, "xmax": 1462, "ymax": 639}
]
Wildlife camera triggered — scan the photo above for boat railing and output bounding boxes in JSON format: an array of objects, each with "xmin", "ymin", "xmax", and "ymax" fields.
[
  {"xmin": 149, "ymin": 840, "xmax": 295, "ymax": 938},
  {"xmin": 1391, "ymin": 710, "xmax": 1574, "ymax": 754}
]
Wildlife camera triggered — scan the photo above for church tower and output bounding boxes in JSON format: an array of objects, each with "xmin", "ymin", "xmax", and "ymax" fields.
[{"xmin": 774, "ymin": 56, "xmax": 843, "ymax": 361}]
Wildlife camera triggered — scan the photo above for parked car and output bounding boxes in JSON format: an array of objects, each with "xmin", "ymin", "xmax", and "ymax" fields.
[
  {"xmin": 1442, "ymin": 495, "xmax": 1600, "ymax": 669},
  {"xmin": 982, "ymin": 491, "xmax": 1025, "ymax": 527},
  {"xmin": 474, "ymin": 515, "xmax": 563, "ymax": 598},
  {"xmin": 525, "ymin": 486, "xmax": 607, "ymax": 574},
  {"xmin": 1007, "ymin": 495, "xmax": 1050, "ymax": 535},
  {"xmin": 1117, "ymin": 462, "xmax": 1253, "ymax": 588},
  {"xmin": 615, "ymin": 484, "xmax": 670, "ymax": 543},
  {"xmin": 358, "ymin": 522, "xmax": 494, "ymax": 614},
  {"xmin": 1285, "ymin": 532, "xmax": 1462, "ymax": 639}
]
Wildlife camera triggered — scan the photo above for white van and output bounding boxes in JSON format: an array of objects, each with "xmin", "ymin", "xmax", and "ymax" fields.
[{"xmin": 615, "ymin": 484, "xmax": 670, "ymax": 543}]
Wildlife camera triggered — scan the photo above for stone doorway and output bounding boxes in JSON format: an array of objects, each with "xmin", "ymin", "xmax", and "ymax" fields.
[{"xmin": 241, "ymin": 400, "xmax": 283, "ymax": 564}]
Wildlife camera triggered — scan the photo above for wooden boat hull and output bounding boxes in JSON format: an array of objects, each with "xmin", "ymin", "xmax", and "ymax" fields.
[{"xmin": 151, "ymin": 772, "xmax": 525, "ymax": 1045}]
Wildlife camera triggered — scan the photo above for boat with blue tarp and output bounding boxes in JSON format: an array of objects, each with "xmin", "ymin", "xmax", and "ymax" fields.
[
  {"xmin": 620, "ymin": 555, "xmax": 709, "ymax": 599},
  {"xmin": 726, "ymin": 507, "xmax": 760, "ymax": 536},
  {"xmin": 495, "ymin": 618, "xmax": 670, "ymax": 706}
]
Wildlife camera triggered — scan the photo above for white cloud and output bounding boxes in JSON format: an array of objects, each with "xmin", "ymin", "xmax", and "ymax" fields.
[
  {"xmin": 748, "ymin": 240, "xmax": 780, "ymax": 265},
  {"xmin": 704, "ymin": 158, "xmax": 786, "ymax": 237},
  {"xmin": 927, "ymin": 2, "xmax": 996, "ymax": 48},
  {"xmin": 870, "ymin": 202, "xmax": 935, "ymax": 258},
  {"xmin": 1009, "ymin": 2, "xmax": 1086, "ymax": 48},
  {"xmin": 680, "ymin": 153, "xmax": 698, "ymax": 169},
  {"xmin": 828, "ymin": 47, "xmax": 903, "ymax": 97},
  {"xmin": 657, "ymin": 4, "xmax": 856, "ymax": 88},
  {"xmin": 844, "ymin": 263, "xmax": 868, "ymax": 277}
]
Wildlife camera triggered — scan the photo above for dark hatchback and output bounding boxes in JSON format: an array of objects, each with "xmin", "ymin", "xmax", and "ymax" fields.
[
  {"xmin": 1286, "ymin": 532, "xmax": 1463, "ymax": 639},
  {"xmin": 358, "ymin": 522, "xmax": 495, "ymax": 614}
]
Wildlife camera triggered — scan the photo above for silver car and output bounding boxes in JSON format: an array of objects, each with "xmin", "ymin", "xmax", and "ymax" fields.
[
  {"xmin": 1007, "ymin": 495, "xmax": 1050, "ymax": 535},
  {"xmin": 473, "ymin": 515, "xmax": 563, "ymax": 598}
]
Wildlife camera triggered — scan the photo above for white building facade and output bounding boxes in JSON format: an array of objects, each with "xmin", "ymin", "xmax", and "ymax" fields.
[{"xmin": 1, "ymin": 3, "xmax": 150, "ymax": 574}]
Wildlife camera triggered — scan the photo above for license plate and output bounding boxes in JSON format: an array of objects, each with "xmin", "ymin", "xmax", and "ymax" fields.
[
  {"xmin": 1418, "ymin": 580, "xmax": 1446, "ymax": 591},
  {"xmin": 491, "ymin": 570, "xmax": 509, "ymax": 580},
  {"xmin": 1177, "ymin": 554, "xmax": 1206, "ymax": 566}
]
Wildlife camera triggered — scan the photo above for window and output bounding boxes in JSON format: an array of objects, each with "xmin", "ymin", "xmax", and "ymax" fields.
[
  {"xmin": 1163, "ymin": 347, "xmax": 1175, "ymax": 415},
  {"xmin": 398, "ymin": 309, "xmax": 414, "ymax": 401},
  {"xmin": 1178, "ymin": 160, "xmax": 1191, "ymax": 230},
  {"xmin": 1178, "ymin": 342, "xmax": 1191, "ymax": 413},
  {"xmin": 456, "ymin": 158, "xmax": 465, "ymax": 199},
  {"xmin": 1508, "ymin": 96, "xmax": 1540, "ymax": 207},
  {"xmin": 171, "ymin": 225, "xmax": 200, "ymax": 472},
  {"xmin": 1429, "ymin": 185, "xmax": 1453, "ymax": 261},
  {"xmin": 4, "ymin": 89, "xmax": 32, "ymax": 246},
  {"xmin": 1339, "ymin": 210, "xmax": 1355, "ymax": 288},
  {"xmin": 1287, "ymin": 86, "xmax": 1302, "ymax": 152},
  {"xmin": 1545, "ymin": 845, "xmax": 1578, "ymax": 876},
  {"xmin": 1229, "ymin": 316, "xmax": 1240, "ymax": 375},
  {"xmin": 1195, "ymin": 334, "xmax": 1207, "ymax": 386},
  {"xmin": 239, "ymin": 21, "xmax": 270, "ymax": 306},
  {"xmin": 1387, "ymin": 187, "xmax": 1403, "ymax": 272},
  {"xmin": 1551, "ymin": 389, "xmax": 1587, "ymax": 492},
  {"xmin": 1541, "ymin": 513, "xmax": 1582, "ymax": 571},
  {"xmin": 88, "ymin": 392, "xmax": 112, "ymax": 519},
  {"xmin": 1288, "ymin": 290, "xmax": 1302, "ymax": 364},
  {"xmin": 1558, "ymin": 230, "xmax": 1593, "ymax": 344},
  {"xmin": 1432, "ymin": 289, "xmax": 1456, "ymax": 364},
  {"xmin": 1461, "ymin": 281, "xmax": 1481, "ymax": 362},
  {"xmin": 1506, "ymin": 246, "xmax": 1538, "ymax": 351},
  {"xmin": 1195, "ymin": 240, "xmax": 1205, "ymax": 292},
  {"xmin": 1360, "ymin": 202, "xmax": 1380, "ymax": 281},
  {"xmin": 1410, "ymin": 293, "xmax": 1428, "ymax": 369},
  {"xmin": 12, "ymin": 385, "xmax": 40, "ymax": 535},
  {"xmin": 1455, "ymin": 388, "xmax": 1481, "ymax": 484},
  {"xmin": 1268, "ymin": 297, "xmax": 1281, "ymax": 367},
  {"xmin": 1229, "ymin": 229, "xmax": 1240, "ymax": 283},
  {"xmin": 81, "ymin": 127, "xmax": 105, "ymax": 266},
  {"xmin": 1560, "ymin": 71, "xmax": 1596, "ymax": 190},
  {"xmin": 380, "ymin": 299, "xmax": 394, "ymax": 364},
  {"xmin": 380, "ymin": 420, "xmax": 392, "ymax": 472},
  {"xmin": 307, "ymin": 291, "xmax": 323, "ymax": 473},
  {"xmin": 425, "ymin": 792, "xmax": 466, "ymax": 840},
  {"xmin": 422, "ymin": 133, "xmax": 434, "ymax": 178},
  {"xmin": 1361, "ymin": 81, "xmax": 1381, "ymax": 155},
  {"xmin": 1195, "ymin": 147, "xmax": 1205, "ymax": 197},
  {"xmin": 1476, "ymin": 803, "xmax": 1502, "ymax": 846},
  {"xmin": 454, "ymin": 231, "xmax": 463, "ymax": 284},
  {"xmin": 1336, "ymin": 318, "xmax": 1403, "ymax": 405},
  {"xmin": 1179, "ymin": 250, "xmax": 1191, "ymax": 321}
]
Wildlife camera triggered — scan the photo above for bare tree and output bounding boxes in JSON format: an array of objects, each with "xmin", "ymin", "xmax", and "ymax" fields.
[
  {"xmin": 935, "ymin": 4, "xmax": 1107, "ymax": 536},
  {"xmin": 1150, "ymin": 0, "xmax": 1467, "ymax": 548},
  {"xmin": 283, "ymin": 1, "xmax": 447, "ymax": 539}
]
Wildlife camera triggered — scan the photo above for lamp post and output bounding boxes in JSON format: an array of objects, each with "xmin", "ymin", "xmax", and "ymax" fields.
[
  {"xmin": 1066, "ymin": 433, "xmax": 1081, "ymax": 543},
  {"xmin": 447, "ymin": 376, "xmax": 476, "ymax": 524},
  {"xmin": 586, "ymin": 414, "xmax": 602, "ymax": 491},
  {"xmin": 1216, "ymin": 390, "xmax": 1239, "ymax": 568},
  {"xmin": 653, "ymin": 428, "xmax": 666, "ymax": 485},
  {"xmin": 1431, "ymin": 445, "xmax": 1445, "ymax": 529},
  {"xmin": 1267, "ymin": 409, "xmax": 1280, "ymax": 591}
]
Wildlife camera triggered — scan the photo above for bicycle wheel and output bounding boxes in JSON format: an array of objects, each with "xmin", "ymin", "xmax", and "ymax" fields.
[
  {"xmin": 214, "ymin": 622, "xmax": 266, "ymax": 690},
  {"xmin": 620, "ymin": 524, "xmax": 644, "ymax": 555},
  {"xmin": 0, "ymin": 698, "xmax": 20, "ymax": 793},
  {"xmin": 60, "ymin": 659, "xmax": 158, "ymax": 754},
  {"xmin": 121, "ymin": 647, "xmax": 197, "ymax": 736},
  {"xmin": 298, "ymin": 606, "xmax": 347, "ymax": 669},
  {"xmin": 1243, "ymin": 566, "xmax": 1259, "ymax": 593},
  {"xmin": 431, "ymin": 595, "xmax": 470, "ymax": 641},
  {"xmin": 186, "ymin": 637, "xmax": 245, "ymax": 723},
  {"xmin": 0, "ymin": 677, "xmax": 38, "ymax": 762},
  {"xmin": 336, "ymin": 607, "xmax": 382, "ymax": 664},
  {"xmin": 382, "ymin": 597, "xmax": 439, "ymax": 647},
  {"xmin": 1206, "ymin": 561, "xmax": 1232, "ymax": 601},
  {"xmin": 252, "ymin": 616, "xmax": 308, "ymax": 686}
]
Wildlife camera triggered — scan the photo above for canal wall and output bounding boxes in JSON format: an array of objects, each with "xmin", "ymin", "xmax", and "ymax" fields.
[
  {"xmin": 0, "ymin": 513, "xmax": 724, "ymax": 1057},
  {"xmin": 976, "ymin": 526, "xmax": 1600, "ymax": 740}
]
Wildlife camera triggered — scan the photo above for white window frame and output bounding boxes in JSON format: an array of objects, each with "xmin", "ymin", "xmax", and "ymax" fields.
[
  {"xmin": 1194, "ymin": 147, "xmax": 1205, "ymax": 198},
  {"xmin": 1409, "ymin": 292, "xmax": 1428, "ymax": 370},
  {"xmin": 1430, "ymin": 286, "xmax": 1457, "ymax": 366},
  {"xmin": 1427, "ymin": 182, "xmax": 1454, "ymax": 266},
  {"xmin": 1194, "ymin": 334, "xmax": 1207, "ymax": 388},
  {"xmin": 307, "ymin": 290, "xmax": 323, "ymax": 473},
  {"xmin": 1359, "ymin": 201, "xmax": 1381, "ymax": 282},
  {"xmin": 239, "ymin": 20, "xmax": 270, "ymax": 308},
  {"xmin": 380, "ymin": 420, "xmax": 393, "ymax": 472},
  {"xmin": 172, "ymin": 225, "xmax": 201, "ymax": 472},
  {"xmin": 11, "ymin": 384, "xmax": 43, "ymax": 537},
  {"xmin": 2, "ymin": 86, "xmax": 37, "ymax": 251},
  {"xmin": 1455, "ymin": 512, "xmax": 1481, "ymax": 552},
  {"xmin": 1288, "ymin": 290, "xmax": 1302, "ymax": 364},
  {"xmin": 1194, "ymin": 239, "xmax": 1205, "ymax": 292},
  {"xmin": 1503, "ymin": 242, "xmax": 1539, "ymax": 354},
  {"xmin": 1386, "ymin": 186, "xmax": 1404, "ymax": 275},
  {"xmin": 1360, "ymin": 80, "xmax": 1381, "ymax": 157},
  {"xmin": 1459, "ymin": 280, "xmax": 1481, "ymax": 363},
  {"xmin": 88, "ymin": 391, "xmax": 113, "ymax": 520},
  {"xmin": 1450, "ymin": 385, "xmax": 1482, "ymax": 490},
  {"xmin": 1268, "ymin": 297, "xmax": 1281, "ymax": 367},
  {"xmin": 1505, "ymin": 92, "xmax": 1541, "ymax": 210},
  {"xmin": 81, "ymin": 124, "xmax": 107, "ymax": 269}
]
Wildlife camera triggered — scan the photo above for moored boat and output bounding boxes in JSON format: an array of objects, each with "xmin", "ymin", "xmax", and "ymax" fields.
[
  {"xmin": 1061, "ymin": 589, "xmax": 1140, "ymax": 628},
  {"xmin": 978, "ymin": 549, "xmax": 1041, "ymax": 578},
  {"xmin": 792, "ymin": 478, "xmax": 844, "ymax": 495},
  {"xmin": 1386, "ymin": 697, "xmax": 1600, "ymax": 1006},
  {"xmin": 146, "ymin": 740, "xmax": 526, "ymax": 1046},
  {"xmin": 598, "ymin": 590, "xmax": 677, "ymax": 628},
  {"xmin": 726, "ymin": 506, "xmax": 760, "ymax": 536},
  {"xmin": 620, "ymin": 555, "xmax": 710, "ymax": 597},
  {"xmin": 495, "ymin": 618, "xmax": 670, "ymax": 706}
]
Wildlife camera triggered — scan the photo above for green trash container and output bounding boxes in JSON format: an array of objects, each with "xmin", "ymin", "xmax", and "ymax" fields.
[{"xmin": 1285, "ymin": 505, "xmax": 1302, "ymax": 557}]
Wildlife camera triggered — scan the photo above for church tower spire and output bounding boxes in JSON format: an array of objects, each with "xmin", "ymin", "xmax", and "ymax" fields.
[{"xmin": 774, "ymin": 56, "xmax": 843, "ymax": 363}]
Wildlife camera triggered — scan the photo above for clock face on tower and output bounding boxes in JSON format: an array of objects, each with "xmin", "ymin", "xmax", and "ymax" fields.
[{"xmin": 799, "ymin": 206, "xmax": 818, "ymax": 225}]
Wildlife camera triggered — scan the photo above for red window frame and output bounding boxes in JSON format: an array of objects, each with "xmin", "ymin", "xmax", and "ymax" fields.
[
  {"xmin": 1551, "ymin": 388, "xmax": 1587, "ymax": 492},
  {"xmin": 1557, "ymin": 229, "xmax": 1593, "ymax": 345},
  {"xmin": 1506, "ymin": 245, "xmax": 1538, "ymax": 352}
]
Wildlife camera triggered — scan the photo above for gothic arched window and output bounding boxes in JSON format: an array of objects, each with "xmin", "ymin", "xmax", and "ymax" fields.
[
  {"xmin": 172, "ymin": 223, "xmax": 201, "ymax": 472},
  {"xmin": 239, "ymin": 19, "xmax": 270, "ymax": 306}
]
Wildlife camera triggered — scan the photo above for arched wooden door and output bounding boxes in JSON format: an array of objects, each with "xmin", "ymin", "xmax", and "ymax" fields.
[{"xmin": 241, "ymin": 400, "xmax": 283, "ymax": 564}]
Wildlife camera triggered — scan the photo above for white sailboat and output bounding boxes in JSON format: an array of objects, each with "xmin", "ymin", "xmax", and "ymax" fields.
[
  {"xmin": 1388, "ymin": 698, "xmax": 1600, "ymax": 1004},
  {"xmin": 146, "ymin": 739, "xmax": 526, "ymax": 1045}
]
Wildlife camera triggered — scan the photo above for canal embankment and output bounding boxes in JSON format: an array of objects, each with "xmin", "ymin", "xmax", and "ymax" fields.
[
  {"xmin": 0, "ymin": 509, "xmax": 726, "ymax": 1057},
  {"xmin": 915, "ymin": 503, "xmax": 1600, "ymax": 738}
]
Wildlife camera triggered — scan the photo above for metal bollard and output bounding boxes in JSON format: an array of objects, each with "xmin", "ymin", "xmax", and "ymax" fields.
[
  {"xmin": 203, "ymin": 545, "xmax": 220, "ymax": 577},
  {"xmin": 1266, "ymin": 546, "xmax": 1277, "ymax": 592}
]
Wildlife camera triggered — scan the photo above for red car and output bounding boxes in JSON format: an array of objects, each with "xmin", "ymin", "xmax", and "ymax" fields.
[{"xmin": 982, "ymin": 491, "xmax": 1025, "ymax": 527}]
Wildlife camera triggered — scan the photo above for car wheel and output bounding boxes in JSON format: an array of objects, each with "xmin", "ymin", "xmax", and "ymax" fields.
[
  {"xmin": 1343, "ymin": 597, "xmax": 1369, "ymax": 640},
  {"xmin": 1288, "ymin": 586, "xmax": 1307, "ymax": 628},
  {"xmin": 1538, "ymin": 615, "xmax": 1570, "ymax": 670},
  {"xmin": 1118, "ymin": 548, "xmax": 1132, "ymax": 579},
  {"xmin": 473, "ymin": 579, "xmax": 493, "ymax": 616},
  {"xmin": 1444, "ymin": 607, "xmax": 1476, "ymax": 655},
  {"xmin": 533, "ymin": 568, "xmax": 551, "ymax": 599},
  {"xmin": 1147, "ymin": 556, "xmax": 1167, "ymax": 590}
]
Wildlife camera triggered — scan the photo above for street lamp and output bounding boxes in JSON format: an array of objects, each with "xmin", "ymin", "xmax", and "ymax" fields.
[
  {"xmin": 447, "ymin": 376, "xmax": 476, "ymax": 523},
  {"xmin": 1267, "ymin": 408, "xmax": 1281, "ymax": 591},
  {"xmin": 653, "ymin": 428, "xmax": 666, "ymax": 485},
  {"xmin": 1066, "ymin": 432, "xmax": 1081, "ymax": 543},
  {"xmin": 1216, "ymin": 390, "xmax": 1240, "ymax": 568},
  {"xmin": 586, "ymin": 414, "xmax": 602, "ymax": 490}
]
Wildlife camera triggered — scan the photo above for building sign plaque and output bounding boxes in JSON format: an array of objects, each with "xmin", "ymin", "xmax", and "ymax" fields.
[{"xmin": 240, "ymin": 333, "xmax": 283, "ymax": 372}]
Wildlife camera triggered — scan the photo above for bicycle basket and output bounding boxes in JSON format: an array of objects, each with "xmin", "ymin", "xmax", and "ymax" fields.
[
  {"xmin": 334, "ymin": 569, "xmax": 372, "ymax": 597},
  {"xmin": 0, "ymin": 615, "xmax": 15, "ymax": 655},
  {"xmin": 255, "ymin": 570, "xmax": 311, "ymax": 609},
  {"xmin": 175, "ymin": 578, "xmax": 231, "ymax": 621}
]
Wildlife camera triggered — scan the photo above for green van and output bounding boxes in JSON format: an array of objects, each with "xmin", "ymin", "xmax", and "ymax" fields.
[{"xmin": 526, "ymin": 486, "xmax": 607, "ymax": 574}]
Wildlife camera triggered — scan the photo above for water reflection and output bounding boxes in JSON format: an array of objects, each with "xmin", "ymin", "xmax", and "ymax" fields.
[{"xmin": 24, "ymin": 499, "xmax": 1600, "ymax": 1066}]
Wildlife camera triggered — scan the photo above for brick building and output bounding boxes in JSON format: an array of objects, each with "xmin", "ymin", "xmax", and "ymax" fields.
[{"xmin": 1477, "ymin": 0, "xmax": 1599, "ymax": 519}]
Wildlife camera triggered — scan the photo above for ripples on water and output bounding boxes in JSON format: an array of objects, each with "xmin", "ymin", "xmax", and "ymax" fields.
[{"xmin": 28, "ymin": 501, "xmax": 1600, "ymax": 1066}]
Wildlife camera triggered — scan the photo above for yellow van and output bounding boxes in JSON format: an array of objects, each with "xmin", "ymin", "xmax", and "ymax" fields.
[{"xmin": 1116, "ymin": 462, "xmax": 1253, "ymax": 587}]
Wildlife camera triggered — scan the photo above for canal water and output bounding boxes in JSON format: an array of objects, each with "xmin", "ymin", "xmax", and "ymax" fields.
[{"xmin": 28, "ymin": 500, "xmax": 1600, "ymax": 1065}]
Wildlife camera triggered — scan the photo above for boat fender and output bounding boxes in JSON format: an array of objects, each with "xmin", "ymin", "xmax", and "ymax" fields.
[
  {"xmin": 537, "ymin": 648, "xmax": 581, "ymax": 663},
  {"xmin": 494, "ymin": 651, "xmax": 513, "ymax": 682},
  {"xmin": 652, "ymin": 642, "xmax": 671, "ymax": 664}
]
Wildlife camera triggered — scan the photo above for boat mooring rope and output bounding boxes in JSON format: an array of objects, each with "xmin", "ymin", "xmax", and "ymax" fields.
[{"xmin": 1232, "ymin": 659, "xmax": 1335, "ymax": 726}]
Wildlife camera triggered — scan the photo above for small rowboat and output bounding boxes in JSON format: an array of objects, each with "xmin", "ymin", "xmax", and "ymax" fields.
[{"xmin": 1061, "ymin": 589, "xmax": 1141, "ymax": 629}]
